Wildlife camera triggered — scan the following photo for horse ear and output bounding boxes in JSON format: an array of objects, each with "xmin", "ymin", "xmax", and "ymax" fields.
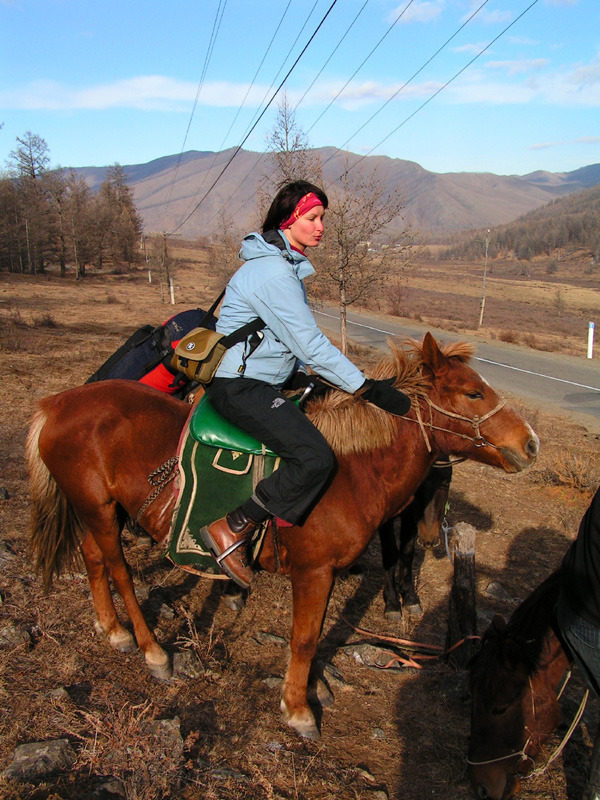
[
  {"xmin": 502, "ymin": 638, "xmax": 524, "ymax": 673},
  {"xmin": 421, "ymin": 332, "xmax": 448, "ymax": 372}
]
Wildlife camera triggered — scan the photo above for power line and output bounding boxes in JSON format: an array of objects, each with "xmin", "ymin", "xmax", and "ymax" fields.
[
  {"xmin": 175, "ymin": 0, "xmax": 317, "ymax": 229},
  {"xmin": 205, "ymin": 0, "xmax": 418, "ymax": 227},
  {"xmin": 329, "ymin": 0, "xmax": 541, "ymax": 186},
  {"xmin": 180, "ymin": 0, "xmax": 295, "ymax": 216},
  {"xmin": 170, "ymin": 0, "xmax": 340, "ymax": 234},
  {"xmin": 320, "ymin": 0, "xmax": 491, "ymax": 170},
  {"xmin": 159, "ymin": 0, "xmax": 228, "ymax": 231},
  {"xmin": 305, "ymin": 0, "xmax": 416, "ymax": 138},
  {"xmin": 207, "ymin": 0, "xmax": 372, "ymax": 229},
  {"xmin": 292, "ymin": 0, "xmax": 371, "ymax": 113}
]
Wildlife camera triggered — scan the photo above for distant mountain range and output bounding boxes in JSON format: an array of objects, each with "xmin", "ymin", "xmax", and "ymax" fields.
[{"xmin": 71, "ymin": 148, "xmax": 600, "ymax": 239}]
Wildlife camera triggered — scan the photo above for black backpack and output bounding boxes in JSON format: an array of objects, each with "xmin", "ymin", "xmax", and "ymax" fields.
[{"xmin": 86, "ymin": 308, "xmax": 213, "ymax": 398}]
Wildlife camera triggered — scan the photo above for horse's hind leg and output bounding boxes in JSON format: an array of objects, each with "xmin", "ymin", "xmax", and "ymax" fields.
[
  {"xmin": 81, "ymin": 513, "xmax": 172, "ymax": 680},
  {"xmin": 81, "ymin": 533, "xmax": 137, "ymax": 653}
]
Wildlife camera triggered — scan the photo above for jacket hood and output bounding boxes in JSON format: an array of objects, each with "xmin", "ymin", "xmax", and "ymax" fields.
[{"xmin": 239, "ymin": 231, "xmax": 305, "ymax": 262}]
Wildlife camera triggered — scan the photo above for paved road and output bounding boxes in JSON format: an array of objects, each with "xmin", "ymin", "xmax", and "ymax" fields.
[{"xmin": 313, "ymin": 305, "xmax": 600, "ymax": 435}]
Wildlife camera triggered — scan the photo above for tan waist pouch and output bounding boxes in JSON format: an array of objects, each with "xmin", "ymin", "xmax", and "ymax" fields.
[{"xmin": 171, "ymin": 328, "xmax": 228, "ymax": 384}]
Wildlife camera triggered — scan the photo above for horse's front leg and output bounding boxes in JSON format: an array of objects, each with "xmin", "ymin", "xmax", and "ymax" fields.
[
  {"xmin": 281, "ymin": 565, "xmax": 335, "ymax": 741},
  {"xmin": 398, "ymin": 511, "xmax": 423, "ymax": 615},
  {"xmin": 379, "ymin": 517, "xmax": 402, "ymax": 620}
]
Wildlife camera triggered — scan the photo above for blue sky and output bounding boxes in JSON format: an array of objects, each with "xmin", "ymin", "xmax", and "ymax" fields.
[{"xmin": 1, "ymin": 0, "xmax": 598, "ymax": 177}]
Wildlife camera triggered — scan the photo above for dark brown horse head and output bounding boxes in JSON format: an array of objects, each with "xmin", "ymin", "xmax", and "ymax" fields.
[
  {"xmin": 418, "ymin": 332, "xmax": 540, "ymax": 473},
  {"xmin": 416, "ymin": 460, "xmax": 452, "ymax": 549},
  {"xmin": 468, "ymin": 573, "xmax": 570, "ymax": 799}
]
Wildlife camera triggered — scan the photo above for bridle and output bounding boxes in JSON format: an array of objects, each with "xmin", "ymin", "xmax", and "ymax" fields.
[
  {"xmin": 404, "ymin": 395, "xmax": 507, "ymax": 454},
  {"xmin": 467, "ymin": 671, "xmax": 589, "ymax": 782}
]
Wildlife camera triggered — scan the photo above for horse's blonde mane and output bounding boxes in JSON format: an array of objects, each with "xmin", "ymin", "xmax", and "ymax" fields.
[{"xmin": 306, "ymin": 338, "xmax": 474, "ymax": 455}]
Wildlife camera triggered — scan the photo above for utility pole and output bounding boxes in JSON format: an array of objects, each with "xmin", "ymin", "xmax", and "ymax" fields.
[
  {"xmin": 160, "ymin": 231, "xmax": 180, "ymax": 303},
  {"xmin": 475, "ymin": 229, "xmax": 499, "ymax": 329}
]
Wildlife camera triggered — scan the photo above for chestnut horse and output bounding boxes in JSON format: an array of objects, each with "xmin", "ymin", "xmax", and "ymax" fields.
[
  {"xmin": 468, "ymin": 571, "xmax": 575, "ymax": 799},
  {"xmin": 27, "ymin": 333, "xmax": 539, "ymax": 741}
]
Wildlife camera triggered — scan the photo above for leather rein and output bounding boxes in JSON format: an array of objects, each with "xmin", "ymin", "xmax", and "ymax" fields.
[{"xmin": 466, "ymin": 671, "xmax": 589, "ymax": 782}]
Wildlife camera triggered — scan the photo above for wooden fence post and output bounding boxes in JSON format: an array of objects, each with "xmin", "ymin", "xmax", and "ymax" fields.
[{"xmin": 445, "ymin": 522, "xmax": 477, "ymax": 668}]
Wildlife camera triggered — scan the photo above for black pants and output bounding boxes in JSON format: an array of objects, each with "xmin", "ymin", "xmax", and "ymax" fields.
[{"xmin": 204, "ymin": 377, "xmax": 335, "ymax": 525}]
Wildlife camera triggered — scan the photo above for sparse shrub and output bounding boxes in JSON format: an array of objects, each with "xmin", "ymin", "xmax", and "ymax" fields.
[
  {"xmin": 104, "ymin": 292, "xmax": 121, "ymax": 304},
  {"xmin": 546, "ymin": 261, "xmax": 558, "ymax": 275},
  {"xmin": 35, "ymin": 312, "xmax": 58, "ymax": 328},
  {"xmin": 0, "ymin": 307, "xmax": 30, "ymax": 351},
  {"xmin": 522, "ymin": 333, "xmax": 539, "ymax": 349},
  {"xmin": 387, "ymin": 285, "xmax": 408, "ymax": 317},
  {"xmin": 499, "ymin": 330, "xmax": 518, "ymax": 344},
  {"xmin": 535, "ymin": 452, "xmax": 600, "ymax": 493},
  {"xmin": 553, "ymin": 289, "xmax": 565, "ymax": 318}
]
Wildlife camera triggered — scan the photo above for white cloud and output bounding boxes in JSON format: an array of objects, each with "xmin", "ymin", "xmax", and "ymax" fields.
[
  {"xmin": 388, "ymin": 0, "xmax": 444, "ymax": 24},
  {"xmin": 568, "ymin": 54, "xmax": 600, "ymax": 87},
  {"xmin": 530, "ymin": 136, "xmax": 600, "ymax": 151},
  {"xmin": 464, "ymin": 8, "xmax": 512, "ymax": 24},
  {"xmin": 313, "ymin": 79, "xmax": 442, "ymax": 109},
  {"xmin": 452, "ymin": 42, "xmax": 488, "ymax": 54},
  {"xmin": 507, "ymin": 36, "xmax": 539, "ymax": 46},
  {"xmin": 0, "ymin": 77, "xmax": 270, "ymax": 111},
  {"xmin": 529, "ymin": 141, "xmax": 565, "ymax": 150},
  {"xmin": 485, "ymin": 59, "xmax": 550, "ymax": 76}
]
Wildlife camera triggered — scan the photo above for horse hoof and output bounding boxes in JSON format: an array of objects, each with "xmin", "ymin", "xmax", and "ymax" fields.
[
  {"xmin": 145, "ymin": 651, "xmax": 173, "ymax": 681},
  {"xmin": 384, "ymin": 608, "xmax": 403, "ymax": 622},
  {"xmin": 404, "ymin": 602, "xmax": 423, "ymax": 617},
  {"xmin": 280, "ymin": 700, "xmax": 320, "ymax": 741},
  {"xmin": 95, "ymin": 622, "xmax": 138, "ymax": 653}
]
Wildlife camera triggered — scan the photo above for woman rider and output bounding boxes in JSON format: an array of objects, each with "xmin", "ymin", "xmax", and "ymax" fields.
[{"xmin": 201, "ymin": 180, "xmax": 411, "ymax": 588}]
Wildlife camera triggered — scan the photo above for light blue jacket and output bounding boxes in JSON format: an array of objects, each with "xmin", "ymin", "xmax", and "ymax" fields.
[{"xmin": 214, "ymin": 231, "xmax": 365, "ymax": 393}]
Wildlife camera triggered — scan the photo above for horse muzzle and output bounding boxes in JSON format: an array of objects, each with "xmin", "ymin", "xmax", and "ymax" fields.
[{"xmin": 500, "ymin": 432, "xmax": 540, "ymax": 472}]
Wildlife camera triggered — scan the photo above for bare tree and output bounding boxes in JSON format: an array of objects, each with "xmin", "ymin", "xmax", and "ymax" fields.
[
  {"xmin": 314, "ymin": 158, "xmax": 414, "ymax": 353},
  {"xmin": 256, "ymin": 93, "xmax": 323, "ymax": 226},
  {"xmin": 8, "ymin": 132, "xmax": 52, "ymax": 274},
  {"xmin": 97, "ymin": 164, "xmax": 143, "ymax": 270},
  {"xmin": 211, "ymin": 208, "xmax": 243, "ymax": 284}
]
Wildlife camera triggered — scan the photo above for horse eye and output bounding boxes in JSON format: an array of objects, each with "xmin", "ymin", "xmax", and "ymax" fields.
[
  {"xmin": 466, "ymin": 391, "xmax": 484, "ymax": 400},
  {"xmin": 491, "ymin": 705, "xmax": 509, "ymax": 716}
]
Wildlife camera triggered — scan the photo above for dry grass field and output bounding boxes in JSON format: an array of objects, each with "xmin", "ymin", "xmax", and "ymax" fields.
[{"xmin": 1, "ymin": 245, "xmax": 600, "ymax": 800}]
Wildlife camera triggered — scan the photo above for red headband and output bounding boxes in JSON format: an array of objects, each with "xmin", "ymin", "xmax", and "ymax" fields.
[{"xmin": 280, "ymin": 192, "xmax": 323, "ymax": 230}]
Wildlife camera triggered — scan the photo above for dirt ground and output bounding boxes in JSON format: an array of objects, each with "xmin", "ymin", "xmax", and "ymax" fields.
[{"xmin": 1, "ymin": 253, "xmax": 600, "ymax": 800}]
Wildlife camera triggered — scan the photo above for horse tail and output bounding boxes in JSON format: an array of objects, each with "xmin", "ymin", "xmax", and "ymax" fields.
[{"xmin": 26, "ymin": 407, "xmax": 84, "ymax": 590}]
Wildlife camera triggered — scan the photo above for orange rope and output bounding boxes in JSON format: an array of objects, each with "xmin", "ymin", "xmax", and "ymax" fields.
[{"xmin": 342, "ymin": 616, "xmax": 481, "ymax": 669}]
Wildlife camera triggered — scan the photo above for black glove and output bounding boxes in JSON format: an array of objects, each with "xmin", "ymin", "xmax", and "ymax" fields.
[
  {"xmin": 287, "ymin": 372, "xmax": 332, "ymax": 400},
  {"xmin": 359, "ymin": 378, "xmax": 411, "ymax": 416}
]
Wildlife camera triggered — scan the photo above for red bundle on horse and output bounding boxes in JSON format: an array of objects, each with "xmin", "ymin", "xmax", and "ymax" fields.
[{"xmin": 27, "ymin": 333, "xmax": 539, "ymax": 740}]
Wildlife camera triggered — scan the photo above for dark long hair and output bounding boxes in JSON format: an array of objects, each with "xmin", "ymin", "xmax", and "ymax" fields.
[{"xmin": 261, "ymin": 180, "xmax": 328, "ymax": 233}]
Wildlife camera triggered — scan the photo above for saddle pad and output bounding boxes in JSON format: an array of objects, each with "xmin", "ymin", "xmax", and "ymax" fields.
[
  {"xmin": 168, "ymin": 416, "xmax": 280, "ymax": 575},
  {"xmin": 189, "ymin": 393, "xmax": 277, "ymax": 457}
]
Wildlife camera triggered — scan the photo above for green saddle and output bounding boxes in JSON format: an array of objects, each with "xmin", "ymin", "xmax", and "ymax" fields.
[
  {"xmin": 167, "ymin": 394, "xmax": 281, "ymax": 576},
  {"xmin": 188, "ymin": 394, "xmax": 277, "ymax": 456}
]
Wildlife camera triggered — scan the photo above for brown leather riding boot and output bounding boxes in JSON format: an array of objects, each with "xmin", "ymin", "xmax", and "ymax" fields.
[{"xmin": 200, "ymin": 507, "xmax": 258, "ymax": 589}]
